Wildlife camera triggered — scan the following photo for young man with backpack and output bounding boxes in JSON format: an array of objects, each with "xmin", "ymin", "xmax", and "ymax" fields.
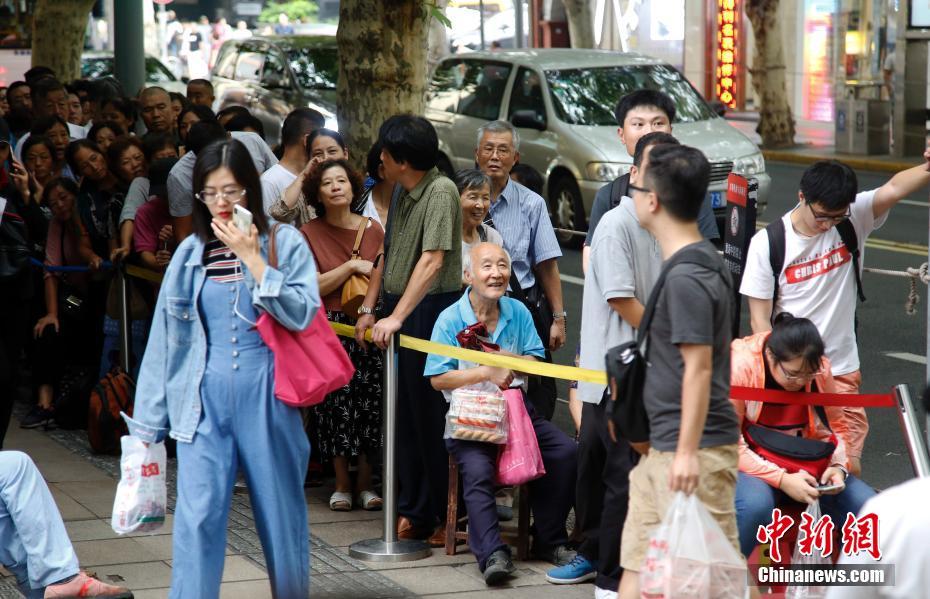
[
  {"xmin": 740, "ymin": 155, "xmax": 930, "ymax": 476},
  {"xmin": 617, "ymin": 143, "xmax": 740, "ymax": 599}
]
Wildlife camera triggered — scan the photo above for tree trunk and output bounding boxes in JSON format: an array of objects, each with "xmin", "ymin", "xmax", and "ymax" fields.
[
  {"xmin": 562, "ymin": 0, "xmax": 596, "ymax": 48},
  {"xmin": 746, "ymin": 0, "xmax": 795, "ymax": 148},
  {"xmin": 32, "ymin": 0, "xmax": 96, "ymax": 83},
  {"xmin": 337, "ymin": 0, "xmax": 431, "ymax": 172}
]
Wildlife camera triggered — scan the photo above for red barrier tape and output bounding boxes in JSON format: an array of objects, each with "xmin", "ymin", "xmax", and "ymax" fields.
[{"xmin": 729, "ymin": 385, "xmax": 896, "ymax": 408}]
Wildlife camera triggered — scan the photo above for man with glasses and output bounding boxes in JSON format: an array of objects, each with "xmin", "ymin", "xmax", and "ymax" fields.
[
  {"xmin": 475, "ymin": 119, "xmax": 565, "ymax": 421},
  {"xmin": 741, "ymin": 155, "xmax": 930, "ymax": 476}
]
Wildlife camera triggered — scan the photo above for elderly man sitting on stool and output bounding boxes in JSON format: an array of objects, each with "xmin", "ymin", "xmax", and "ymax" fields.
[{"xmin": 425, "ymin": 242, "xmax": 577, "ymax": 586}]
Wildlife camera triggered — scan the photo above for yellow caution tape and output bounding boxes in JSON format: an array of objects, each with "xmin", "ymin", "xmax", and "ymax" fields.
[
  {"xmin": 328, "ymin": 322, "xmax": 609, "ymax": 385},
  {"xmin": 124, "ymin": 264, "xmax": 609, "ymax": 384}
]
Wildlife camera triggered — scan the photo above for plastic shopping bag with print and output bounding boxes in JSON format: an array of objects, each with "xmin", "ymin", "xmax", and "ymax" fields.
[
  {"xmin": 786, "ymin": 501, "xmax": 831, "ymax": 599},
  {"xmin": 640, "ymin": 492, "xmax": 747, "ymax": 598},
  {"xmin": 111, "ymin": 436, "xmax": 167, "ymax": 534}
]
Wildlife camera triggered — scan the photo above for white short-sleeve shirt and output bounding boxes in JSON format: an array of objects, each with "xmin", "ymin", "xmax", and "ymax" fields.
[{"xmin": 740, "ymin": 190, "xmax": 886, "ymax": 375}]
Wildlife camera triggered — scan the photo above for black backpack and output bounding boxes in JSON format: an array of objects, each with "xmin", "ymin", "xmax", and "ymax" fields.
[
  {"xmin": 765, "ymin": 217, "xmax": 866, "ymax": 306},
  {"xmin": 605, "ymin": 245, "xmax": 731, "ymax": 443}
]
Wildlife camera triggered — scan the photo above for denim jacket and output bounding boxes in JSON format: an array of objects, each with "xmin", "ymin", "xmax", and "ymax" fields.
[{"xmin": 122, "ymin": 224, "xmax": 319, "ymax": 444}]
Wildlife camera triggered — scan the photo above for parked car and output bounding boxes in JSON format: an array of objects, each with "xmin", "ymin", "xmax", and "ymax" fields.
[
  {"xmin": 80, "ymin": 52, "xmax": 187, "ymax": 94},
  {"xmin": 425, "ymin": 49, "xmax": 770, "ymax": 242},
  {"xmin": 211, "ymin": 35, "xmax": 338, "ymax": 146}
]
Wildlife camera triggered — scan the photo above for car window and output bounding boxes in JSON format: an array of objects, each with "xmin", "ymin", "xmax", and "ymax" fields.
[
  {"xmin": 261, "ymin": 46, "xmax": 289, "ymax": 88},
  {"xmin": 235, "ymin": 47, "xmax": 265, "ymax": 83},
  {"xmin": 214, "ymin": 44, "xmax": 238, "ymax": 79},
  {"xmin": 144, "ymin": 57, "xmax": 175, "ymax": 83},
  {"xmin": 428, "ymin": 59, "xmax": 463, "ymax": 113},
  {"xmin": 457, "ymin": 60, "xmax": 511, "ymax": 120},
  {"xmin": 507, "ymin": 67, "xmax": 545, "ymax": 122},
  {"xmin": 545, "ymin": 64, "xmax": 715, "ymax": 126},
  {"xmin": 81, "ymin": 58, "xmax": 111, "ymax": 80},
  {"xmin": 284, "ymin": 45, "xmax": 338, "ymax": 90}
]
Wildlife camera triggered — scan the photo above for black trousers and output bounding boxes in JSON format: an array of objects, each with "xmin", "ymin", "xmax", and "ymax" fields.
[
  {"xmin": 575, "ymin": 393, "xmax": 638, "ymax": 591},
  {"xmin": 383, "ymin": 291, "xmax": 459, "ymax": 528}
]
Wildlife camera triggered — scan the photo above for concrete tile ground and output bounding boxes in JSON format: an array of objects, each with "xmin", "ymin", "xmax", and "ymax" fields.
[{"xmin": 3, "ymin": 408, "xmax": 597, "ymax": 598}]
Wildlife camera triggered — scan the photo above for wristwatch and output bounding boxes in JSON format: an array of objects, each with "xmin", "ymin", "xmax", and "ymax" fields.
[
  {"xmin": 831, "ymin": 464, "xmax": 849, "ymax": 480},
  {"xmin": 552, "ymin": 311, "xmax": 568, "ymax": 320},
  {"xmin": 358, "ymin": 305, "xmax": 375, "ymax": 316}
]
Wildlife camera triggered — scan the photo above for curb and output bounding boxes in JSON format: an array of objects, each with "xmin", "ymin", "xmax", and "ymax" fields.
[{"xmin": 762, "ymin": 149, "xmax": 916, "ymax": 174}]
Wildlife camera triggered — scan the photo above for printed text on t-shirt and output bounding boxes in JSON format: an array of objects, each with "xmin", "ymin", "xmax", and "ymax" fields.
[{"xmin": 785, "ymin": 244, "xmax": 851, "ymax": 284}]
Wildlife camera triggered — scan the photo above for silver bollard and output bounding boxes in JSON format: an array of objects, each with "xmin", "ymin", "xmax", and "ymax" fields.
[
  {"xmin": 117, "ymin": 264, "xmax": 131, "ymax": 374},
  {"xmin": 893, "ymin": 384, "xmax": 930, "ymax": 477},
  {"xmin": 349, "ymin": 334, "xmax": 431, "ymax": 562}
]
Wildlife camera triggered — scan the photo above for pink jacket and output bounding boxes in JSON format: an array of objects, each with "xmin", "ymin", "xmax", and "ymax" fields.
[{"xmin": 729, "ymin": 332, "xmax": 849, "ymax": 488}]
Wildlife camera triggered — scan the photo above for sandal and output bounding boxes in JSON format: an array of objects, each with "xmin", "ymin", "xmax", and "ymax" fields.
[
  {"xmin": 329, "ymin": 491, "xmax": 353, "ymax": 511},
  {"xmin": 357, "ymin": 490, "xmax": 383, "ymax": 511}
]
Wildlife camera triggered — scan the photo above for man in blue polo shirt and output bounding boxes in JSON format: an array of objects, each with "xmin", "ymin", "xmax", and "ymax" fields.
[{"xmin": 425, "ymin": 242, "xmax": 577, "ymax": 586}]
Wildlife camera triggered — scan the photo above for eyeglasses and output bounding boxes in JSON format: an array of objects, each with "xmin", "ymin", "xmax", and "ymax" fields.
[
  {"xmin": 195, "ymin": 188, "xmax": 246, "ymax": 205},
  {"xmin": 808, "ymin": 203, "xmax": 850, "ymax": 224},
  {"xmin": 628, "ymin": 183, "xmax": 653, "ymax": 195},
  {"xmin": 777, "ymin": 361, "xmax": 823, "ymax": 382}
]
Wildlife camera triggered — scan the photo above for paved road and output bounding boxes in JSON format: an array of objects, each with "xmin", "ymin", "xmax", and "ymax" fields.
[{"xmin": 547, "ymin": 160, "xmax": 929, "ymax": 491}]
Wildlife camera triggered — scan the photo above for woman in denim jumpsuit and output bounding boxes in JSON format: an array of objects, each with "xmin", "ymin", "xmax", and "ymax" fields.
[{"xmin": 123, "ymin": 139, "xmax": 320, "ymax": 598}]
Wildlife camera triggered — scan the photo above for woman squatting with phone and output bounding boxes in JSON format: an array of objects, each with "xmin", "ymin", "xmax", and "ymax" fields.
[
  {"xmin": 123, "ymin": 138, "xmax": 320, "ymax": 598},
  {"xmin": 729, "ymin": 312, "xmax": 877, "ymax": 557}
]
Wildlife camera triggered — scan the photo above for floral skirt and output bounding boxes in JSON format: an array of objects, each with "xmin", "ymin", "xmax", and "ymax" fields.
[{"xmin": 311, "ymin": 310, "xmax": 383, "ymax": 460}]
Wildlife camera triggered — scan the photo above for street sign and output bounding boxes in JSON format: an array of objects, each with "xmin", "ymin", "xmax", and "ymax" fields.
[{"xmin": 723, "ymin": 173, "xmax": 757, "ymax": 337}]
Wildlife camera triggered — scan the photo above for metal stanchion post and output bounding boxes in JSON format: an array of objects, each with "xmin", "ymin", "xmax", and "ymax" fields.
[
  {"xmin": 117, "ymin": 264, "xmax": 131, "ymax": 374},
  {"xmin": 349, "ymin": 334, "xmax": 430, "ymax": 561},
  {"xmin": 893, "ymin": 384, "xmax": 930, "ymax": 477}
]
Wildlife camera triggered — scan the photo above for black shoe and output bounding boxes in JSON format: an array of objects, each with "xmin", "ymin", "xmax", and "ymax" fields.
[
  {"xmin": 483, "ymin": 549, "xmax": 516, "ymax": 586},
  {"xmin": 20, "ymin": 406, "xmax": 55, "ymax": 429},
  {"xmin": 532, "ymin": 544, "xmax": 577, "ymax": 567}
]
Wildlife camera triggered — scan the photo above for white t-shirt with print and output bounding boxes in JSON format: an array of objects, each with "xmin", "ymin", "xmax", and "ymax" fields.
[{"xmin": 740, "ymin": 189, "xmax": 886, "ymax": 375}]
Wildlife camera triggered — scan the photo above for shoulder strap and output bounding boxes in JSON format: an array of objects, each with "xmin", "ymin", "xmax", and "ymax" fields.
[
  {"xmin": 836, "ymin": 218, "xmax": 866, "ymax": 302},
  {"xmin": 477, "ymin": 224, "xmax": 488, "ymax": 243},
  {"xmin": 268, "ymin": 223, "xmax": 282, "ymax": 270},
  {"xmin": 765, "ymin": 218, "xmax": 786, "ymax": 307},
  {"xmin": 609, "ymin": 173, "xmax": 629, "ymax": 209},
  {"xmin": 351, "ymin": 217, "xmax": 369, "ymax": 258},
  {"xmin": 637, "ymin": 246, "xmax": 727, "ymax": 344}
]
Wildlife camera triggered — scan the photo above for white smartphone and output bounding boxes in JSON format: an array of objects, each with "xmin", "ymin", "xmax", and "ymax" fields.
[
  {"xmin": 233, "ymin": 204, "xmax": 253, "ymax": 234},
  {"xmin": 817, "ymin": 482, "xmax": 844, "ymax": 493}
]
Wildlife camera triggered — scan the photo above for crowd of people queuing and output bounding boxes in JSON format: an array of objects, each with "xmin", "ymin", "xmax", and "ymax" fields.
[{"xmin": 0, "ymin": 60, "xmax": 929, "ymax": 599}]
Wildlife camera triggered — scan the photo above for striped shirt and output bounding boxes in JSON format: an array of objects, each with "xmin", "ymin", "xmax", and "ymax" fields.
[
  {"xmin": 486, "ymin": 178, "xmax": 562, "ymax": 289},
  {"xmin": 203, "ymin": 239, "xmax": 243, "ymax": 282}
]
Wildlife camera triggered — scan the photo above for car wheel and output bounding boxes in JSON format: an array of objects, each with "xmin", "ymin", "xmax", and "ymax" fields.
[
  {"xmin": 548, "ymin": 175, "xmax": 585, "ymax": 247},
  {"xmin": 437, "ymin": 154, "xmax": 455, "ymax": 179}
]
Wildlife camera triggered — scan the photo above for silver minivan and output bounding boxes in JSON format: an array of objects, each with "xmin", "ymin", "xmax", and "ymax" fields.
[{"xmin": 425, "ymin": 49, "xmax": 769, "ymax": 240}]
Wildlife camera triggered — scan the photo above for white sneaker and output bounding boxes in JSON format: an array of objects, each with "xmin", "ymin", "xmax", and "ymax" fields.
[{"xmin": 594, "ymin": 586, "xmax": 618, "ymax": 599}]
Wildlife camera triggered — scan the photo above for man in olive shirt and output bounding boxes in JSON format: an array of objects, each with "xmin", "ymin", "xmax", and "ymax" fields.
[{"xmin": 356, "ymin": 115, "xmax": 462, "ymax": 544}]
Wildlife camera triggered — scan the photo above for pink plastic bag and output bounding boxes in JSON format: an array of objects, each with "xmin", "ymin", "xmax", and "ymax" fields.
[{"xmin": 496, "ymin": 389, "xmax": 545, "ymax": 485}]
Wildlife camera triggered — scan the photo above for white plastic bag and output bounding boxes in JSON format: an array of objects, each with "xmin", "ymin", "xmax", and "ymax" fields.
[
  {"xmin": 640, "ymin": 492, "xmax": 747, "ymax": 598},
  {"xmin": 444, "ymin": 387, "xmax": 508, "ymax": 444},
  {"xmin": 111, "ymin": 436, "xmax": 167, "ymax": 535},
  {"xmin": 786, "ymin": 501, "xmax": 831, "ymax": 599}
]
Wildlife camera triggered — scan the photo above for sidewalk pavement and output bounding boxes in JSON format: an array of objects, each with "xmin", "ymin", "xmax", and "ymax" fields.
[
  {"xmin": 725, "ymin": 113, "xmax": 921, "ymax": 173},
  {"xmin": 2, "ymin": 404, "xmax": 592, "ymax": 599}
]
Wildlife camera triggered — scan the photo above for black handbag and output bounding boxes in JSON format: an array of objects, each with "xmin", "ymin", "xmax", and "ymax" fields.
[{"xmin": 605, "ymin": 246, "xmax": 731, "ymax": 444}]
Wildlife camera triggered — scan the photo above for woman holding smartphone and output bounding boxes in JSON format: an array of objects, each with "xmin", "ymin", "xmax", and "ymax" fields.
[
  {"xmin": 123, "ymin": 138, "xmax": 319, "ymax": 598},
  {"xmin": 730, "ymin": 312, "xmax": 876, "ymax": 558}
]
